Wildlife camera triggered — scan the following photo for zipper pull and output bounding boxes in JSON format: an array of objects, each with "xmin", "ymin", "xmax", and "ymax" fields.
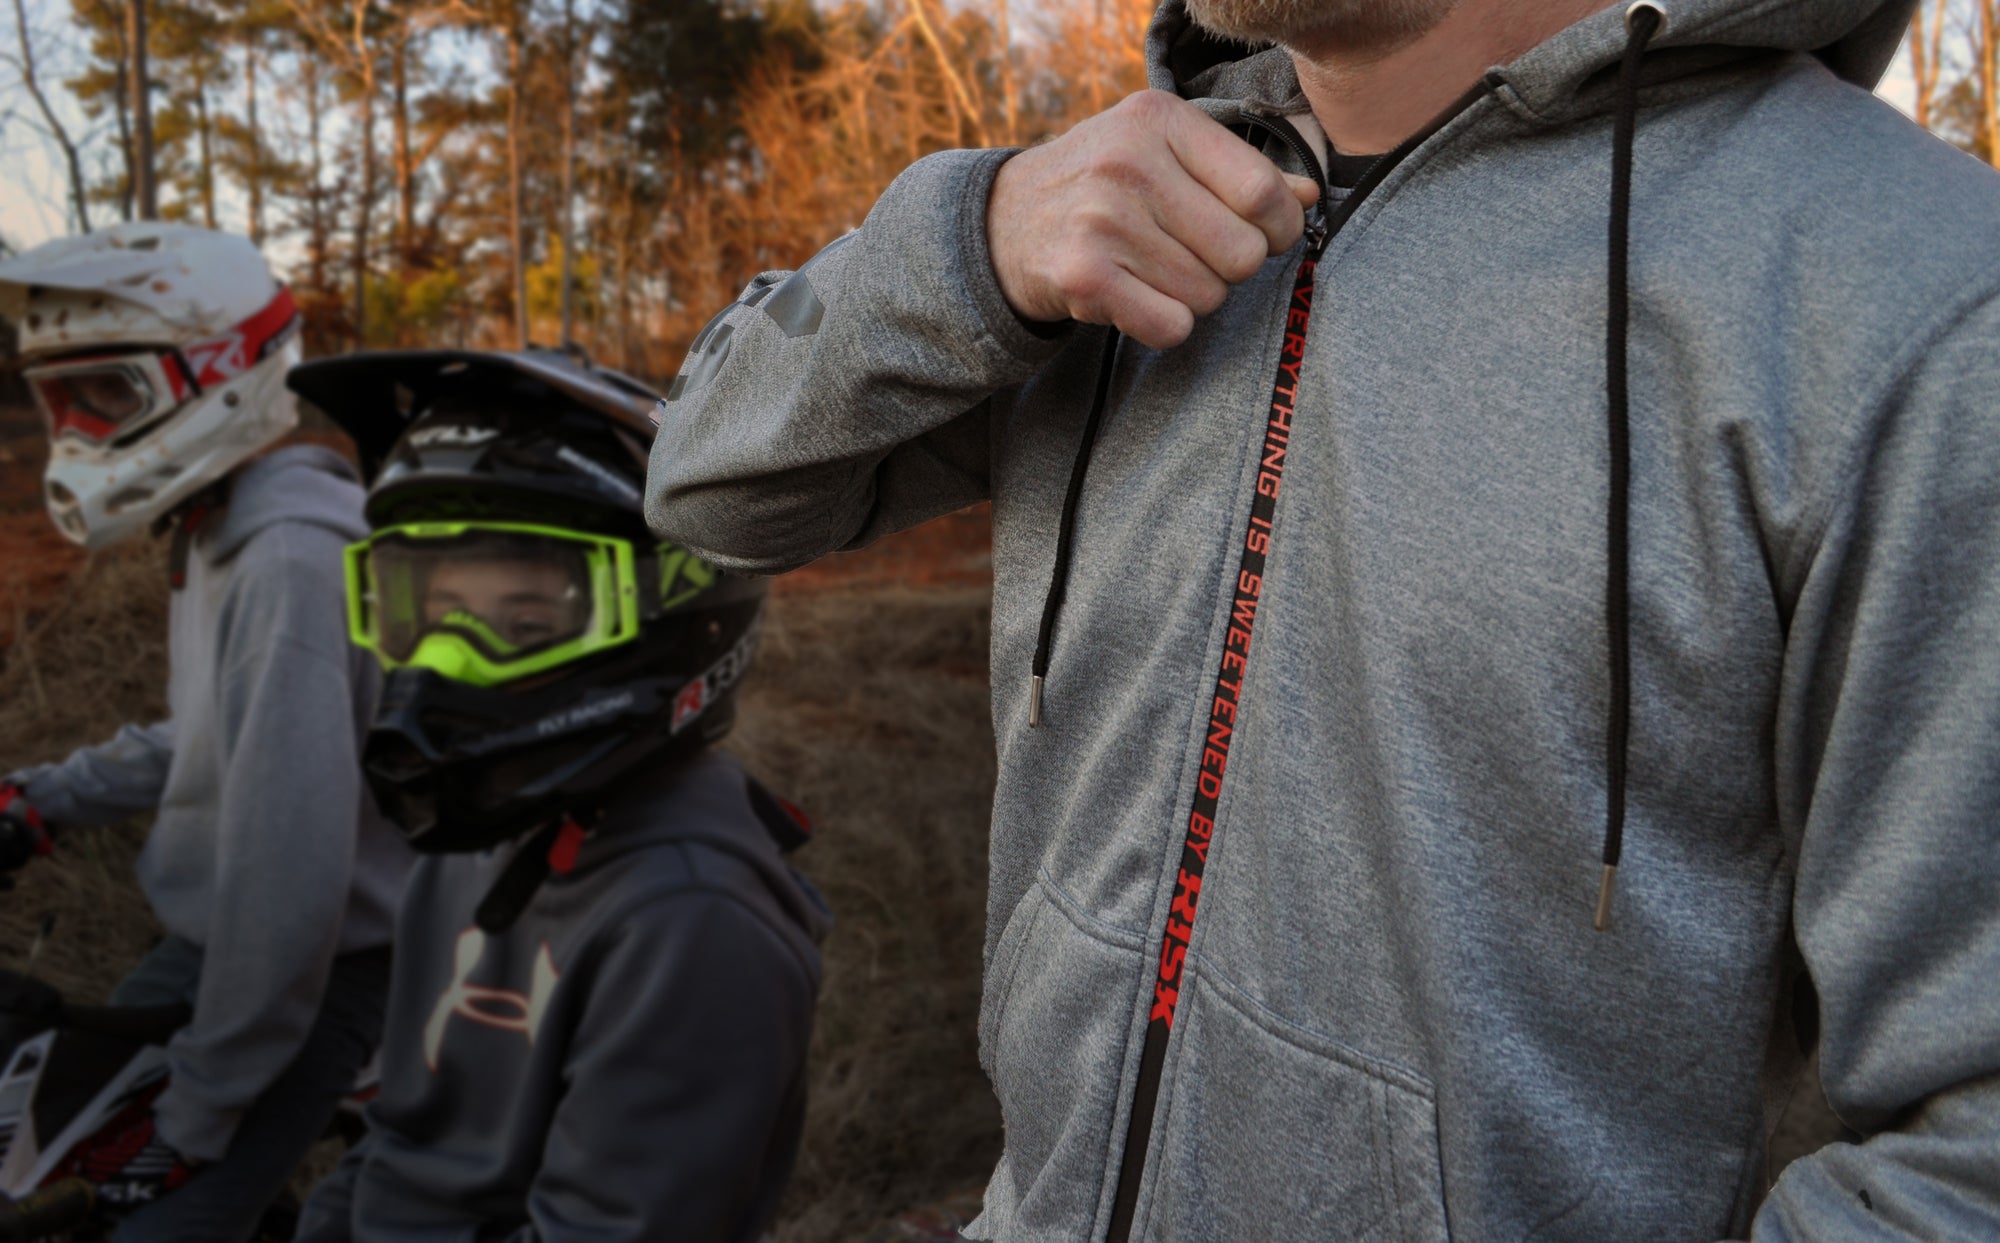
[
  {"xmin": 1237, "ymin": 113, "xmax": 1332, "ymax": 261},
  {"xmin": 1303, "ymin": 205, "xmax": 1331, "ymax": 258}
]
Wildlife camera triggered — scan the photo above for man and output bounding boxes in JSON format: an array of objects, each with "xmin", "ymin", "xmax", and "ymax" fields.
[
  {"xmin": 644, "ymin": 0, "xmax": 2000, "ymax": 1238},
  {"xmin": 286, "ymin": 348, "xmax": 828, "ymax": 1243},
  {"xmin": 0, "ymin": 224, "xmax": 412, "ymax": 1241}
]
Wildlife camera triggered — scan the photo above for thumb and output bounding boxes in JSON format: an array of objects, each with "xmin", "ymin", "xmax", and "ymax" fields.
[{"xmin": 1284, "ymin": 174, "xmax": 1320, "ymax": 210}]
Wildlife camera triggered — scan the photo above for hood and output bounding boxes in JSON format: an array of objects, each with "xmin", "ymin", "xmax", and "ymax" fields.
[
  {"xmin": 1147, "ymin": 0, "xmax": 1915, "ymax": 122},
  {"xmin": 209, "ymin": 443, "xmax": 368, "ymax": 561},
  {"xmin": 583, "ymin": 750, "xmax": 834, "ymax": 946}
]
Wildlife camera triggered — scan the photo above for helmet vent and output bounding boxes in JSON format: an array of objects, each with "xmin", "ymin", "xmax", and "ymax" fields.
[{"xmin": 104, "ymin": 486, "xmax": 155, "ymax": 514}]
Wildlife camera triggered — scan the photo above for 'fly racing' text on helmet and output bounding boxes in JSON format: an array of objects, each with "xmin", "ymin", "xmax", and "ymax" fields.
[
  {"xmin": 0, "ymin": 224, "xmax": 301, "ymax": 548},
  {"xmin": 286, "ymin": 348, "xmax": 767, "ymax": 857}
]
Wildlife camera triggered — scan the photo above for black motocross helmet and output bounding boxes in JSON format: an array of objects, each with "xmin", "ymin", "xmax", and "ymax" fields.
[{"xmin": 287, "ymin": 348, "xmax": 767, "ymax": 857}]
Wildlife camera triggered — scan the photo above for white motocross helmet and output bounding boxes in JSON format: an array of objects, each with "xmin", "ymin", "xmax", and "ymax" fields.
[{"xmin": 0, "ymin": 223, "xmax": 302, "ymax": 548}]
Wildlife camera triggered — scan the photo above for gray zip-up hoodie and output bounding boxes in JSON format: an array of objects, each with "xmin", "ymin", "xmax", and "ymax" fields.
[
  {"xmin": 644, "ymin": 1, "xmax": 2000, "ymax": 1239},
  {"xmin": 292, "ymin": 750, "xmax": 830, "ymax": 1243},
  {"xmin": 10, "ymin": 445, "xmax": 413, "ymax": 1161}
]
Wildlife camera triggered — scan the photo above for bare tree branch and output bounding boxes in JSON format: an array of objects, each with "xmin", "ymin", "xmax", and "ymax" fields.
[{"xmin": 10, "ymin": 0, "xmax": 92, "ymax": 233}]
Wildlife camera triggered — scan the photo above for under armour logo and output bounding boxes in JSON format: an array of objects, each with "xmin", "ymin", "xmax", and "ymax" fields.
[{"xmin": 423, "ymin": 928, "xmax": 560, "ymax": 1071}]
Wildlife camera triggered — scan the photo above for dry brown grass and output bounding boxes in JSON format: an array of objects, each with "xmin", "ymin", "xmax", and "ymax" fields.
[
  {"xmin": 0, "ymin": 538, "xmax": 170, "ymax": 999},
  {"xmin": 0, "ymin": 537, "xmax": 1001, "ymax": 1242},
  {"xmin": 732, "ymin": 588, "xmax": 1000, "ymax": 1242}
]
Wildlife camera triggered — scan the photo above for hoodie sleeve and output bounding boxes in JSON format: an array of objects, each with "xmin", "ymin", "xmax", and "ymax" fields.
[
  {"xmin": 499, "ymin": 890, "xmax": 818, "ymax": 1243},
  {"xmin": 644, "ymin": 146, "xmax": 1068, "ymax": 574},
  {"xmin": 7, "ymin": 720, "xmax": 175, "ymax": 828},
  {"xmin": 1748, "ymin": 291, "xmax": 2000, "ymax": 1240},
  {"xmin": 152, "ymin": 525, "xmax": 368, "ymax": 1163}
]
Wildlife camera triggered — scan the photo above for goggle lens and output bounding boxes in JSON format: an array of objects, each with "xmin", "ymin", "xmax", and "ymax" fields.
[
  {"xmin": 359, "ymin": 530, "xmax": 600, "ymax": 667},
  {"xmin": 29, "ymin": 362, "xmax": 161, "ymax": 443}
]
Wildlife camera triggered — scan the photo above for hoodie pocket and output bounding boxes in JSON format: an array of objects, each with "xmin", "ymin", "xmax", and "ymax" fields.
[
  {"xmin": 973, "ymin": 878, "xmax": 1149, "ymax": 1240},
  {"xmin": 1148, "ymin": 977, "xmax": 1448, "ymax": 1243},
  {"xmin": 979, "ymin": 880, "xmax": 1051, "ymax": 1079}
]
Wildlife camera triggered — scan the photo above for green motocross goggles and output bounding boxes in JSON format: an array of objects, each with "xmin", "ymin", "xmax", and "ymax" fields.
[{"xmin": 345, "ymin": 521, "xmax": 718, "ymax": 687}]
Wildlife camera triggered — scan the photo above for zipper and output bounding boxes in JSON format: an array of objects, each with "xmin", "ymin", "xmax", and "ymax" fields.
[
  {"xmin": 1100, "ymin": 91, "xmax": 1486, "ymax": 1243},
  {"xmin": 1101, "ymin": 144, "xmax": 1328, "ymax": 1243}
]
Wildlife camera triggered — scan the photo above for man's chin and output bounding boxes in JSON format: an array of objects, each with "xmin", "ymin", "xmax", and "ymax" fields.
[{"xmin": 1184, "ymin": 0, "xmax": 1453, "ymax": 58}]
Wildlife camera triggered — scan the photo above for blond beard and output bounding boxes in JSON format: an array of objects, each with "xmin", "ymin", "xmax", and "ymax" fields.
[{"xmin": 1184, "ymin": 0, "xmax": 1464, "ymax": 55}]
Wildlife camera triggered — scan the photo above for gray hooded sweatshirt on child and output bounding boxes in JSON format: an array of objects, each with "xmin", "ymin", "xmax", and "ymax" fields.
[
  {"xmin": 13, "ymin": 445, "xmax": 412, "ymax": 1162},
  {"xmin": 645, "ymin": 0, "xmax": 2000, "ymax": 1239}
]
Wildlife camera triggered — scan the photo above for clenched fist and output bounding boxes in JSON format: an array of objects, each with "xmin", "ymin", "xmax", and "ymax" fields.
[{"xmin": 988, "ymin": 90, "xmax": 1320, "ymax": 350}]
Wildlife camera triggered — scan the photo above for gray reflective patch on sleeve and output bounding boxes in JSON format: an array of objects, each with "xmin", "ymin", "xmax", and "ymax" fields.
[
  {"xmin": 742, "ymin": 282, "xmax": 775, "ymax": 307},
  {"xmin": 667, "ymin": 323, "xmax": 734, "ymax": 402},
  {"xmin": 762, "ymin": 272, "xmax": 824, "ymax": 339},
  {"xmin": 665, "ymin": 310, "xmax": 738, "ymax": 403}
]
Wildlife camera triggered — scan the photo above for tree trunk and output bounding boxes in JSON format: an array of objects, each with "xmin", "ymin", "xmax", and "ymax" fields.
[
  {"xmin": 245, "ymin": 40, "xmax": 264, "ymax": 245},
  {"xmin": 350, "ymin": 1, "xmax": 376, "ymax": 348},
  {"xmin": 354, "ymin": 86, "xmax": 375, "ymax": 347},
  {"xmin": 1984, "ymin": 0, "xmax": 2000, "ymax": 168},
  {"xmin": 96, "ymin": 0, "xmax": 135, "ymax": 219},
  {"xmin": 1088, "ymin": 0, "xmax": 1105, "ymax": 116},
  {"xmin": 130, "ymin": 0, "xmax": 156, "ymax": 219},
  {"xmin": 10, "ymin": 0, "xmax": 91, "ymax": 232},
  {"xmin": 508, "ymin": 20, "xmax": 529, "ymax": 350},
  {"xmin": 394, "ymin": 33, "xmax": 415, "ymax": 275},
  {"xmin": 998, "ymin": 0, "xmax": 1018, "ymax": 147},
  {"xmin": 195, "ymin": 67, "xmax": 217, "ymax": 229},
  {"xmin": 559, "ymin": 0, "xmax": 577, "ymax": 347},
  {"xmin": 306, "ymin": 53, "xmax": 328, "ymax": 297}
]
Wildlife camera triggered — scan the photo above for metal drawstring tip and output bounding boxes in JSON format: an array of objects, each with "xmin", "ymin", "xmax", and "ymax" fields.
[
  {"xmin": 1028, "ymin": 675, "xmax": 1045, "ymax": 728},
  {"xmin": 1593, "ymin": 864, "xmax": 1618, "ymax": 932}
]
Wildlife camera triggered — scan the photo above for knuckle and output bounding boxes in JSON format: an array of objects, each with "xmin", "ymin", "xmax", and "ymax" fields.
[
  {"xmin": 1059, "ymin": 257, "xmax": 1114, "ymax": 305},
  {"xmin": 1123, "ymin": 90, "xmax": 1177, "ymax": 125},
  {"xmin": 1220, "ymin": 230, "xmax": 1269, "ymax": 282},
  {"xmin": 1236, "ymin": 168, "xmax": 1290, "ymax": 220},
  {"xmin": 1188, "ymin": 280, "xmax": 1228, "ymax": 317}
]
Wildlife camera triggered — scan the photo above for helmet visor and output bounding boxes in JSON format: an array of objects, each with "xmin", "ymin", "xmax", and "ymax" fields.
[
  {"xmin": 25, "ymin": 353, "xmax": 191, "ymax": 444},
  {"xmin": 346, "ymin": 523, "xmax": 640, "ymax": 686}
]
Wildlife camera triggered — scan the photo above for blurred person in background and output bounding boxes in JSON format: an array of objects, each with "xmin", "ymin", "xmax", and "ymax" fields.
[
  {"xmin": 645, "ymin": 0, "xmax": 2000, "ymax": 1238},
  {"xmin": 0, "ymin": 223, "xmax": 413, "ymax": 1241},
  {"xmin": 286, "ymin": 349, "xmax": 828, "ymax": 1243}
]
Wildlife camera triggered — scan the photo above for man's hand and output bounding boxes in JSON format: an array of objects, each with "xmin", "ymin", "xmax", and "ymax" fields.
[{"xmin": 988, "ymin": 90, "xmax": 1320, "ymax": 350}]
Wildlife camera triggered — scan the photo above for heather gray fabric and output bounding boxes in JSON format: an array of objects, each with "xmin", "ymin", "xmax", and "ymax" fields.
[
  {"xmin": 645, "ymin": 0, "xmax": 2000, "ymax": 1238},
  {"xmin": 11, "ymin": 445, "xmax": 413, "ymax": 1160},
  {"xmin": 292, "ymin": 750, "xmax": 830, "ymax": 1243}
]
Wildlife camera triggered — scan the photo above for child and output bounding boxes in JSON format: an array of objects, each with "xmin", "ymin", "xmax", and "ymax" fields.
[
  {"xmin": 288, "ymin": 348, "xmax": 829, "ymax": 1243},
  {"xmin": 0, "ymin": 224, "xmax": 412, "ymax": 1242}
]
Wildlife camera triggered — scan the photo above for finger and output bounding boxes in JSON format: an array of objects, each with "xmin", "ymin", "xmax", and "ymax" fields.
[
  {"xmin": 1147, "ymin": 185, "xmax": 1275, "ymax": 288},
  {"xmin": 1284, "ymin": 174, "xmax": 1320, "ymax": 210},
  {"xmin": 1118, "ymin": 224, "xmax": 1235, "ymax": 319},
  {"xmin": 1078, "ymin": 268, "xmax": 1197, "ymax": 351},
  {"xmin": 1160, "ymin": 105, "xmax": 1308, "ymax": 254}
]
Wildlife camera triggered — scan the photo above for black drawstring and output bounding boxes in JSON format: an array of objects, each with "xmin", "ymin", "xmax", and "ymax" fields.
[
  {"xmin": 1029, "ymin": 328, "xmax": 1123, "ymax": 727},
  {"xmin": 1599, "ymin": 1, "xmax": 1663, "ymax": 932}
]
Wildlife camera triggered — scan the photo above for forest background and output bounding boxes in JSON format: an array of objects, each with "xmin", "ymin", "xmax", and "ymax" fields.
[
  {"xmin": 1, "ymin": 0, "xmax": 1156, "ymax": 370},
  {"xmin": 0, "ymin": 1, "xmax": 1997, "ymax": 1239}
]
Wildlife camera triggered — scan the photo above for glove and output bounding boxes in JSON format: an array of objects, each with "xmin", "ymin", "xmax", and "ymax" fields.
[
  {"xmin": 53, "ymin": 1087, "xmax": 199, "ymax": 1213},
  {"xmin": 0, "ymin": 785, "xmax": 52, "ymax": 875}
]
